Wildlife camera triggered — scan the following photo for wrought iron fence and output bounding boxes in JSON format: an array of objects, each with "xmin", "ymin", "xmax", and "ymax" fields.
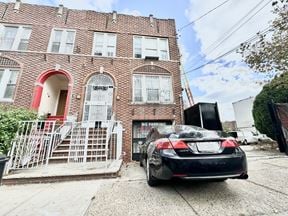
[
  {"xmin": 5, "ymin": 119, "xmax": 123, "ymax": 173},
  {"xmin": 68, "ymin": 120, "xmax": 123, "ymax": 163},
  {"xmin": 6, "ymin": 121, "xmax": 56, "ymax": 171}
]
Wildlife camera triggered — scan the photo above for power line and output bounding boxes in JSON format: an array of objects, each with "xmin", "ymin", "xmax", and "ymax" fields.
[
  {"xmin": 182, "ymin": 27, "xmax": 271, "ymax": 75},
  {"xmin": 178, "ymin": 0, "xmax": 231, "ymax": 31},
  {"xmin": 185, "ymin": 0, "xmax": 272, "ymax": 71},
  {"xmin": 203, "ymin": 0, "xmax": 272, "ymax": 58}
]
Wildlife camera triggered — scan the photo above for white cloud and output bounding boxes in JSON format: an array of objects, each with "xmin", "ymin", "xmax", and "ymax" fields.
[
  {"xmin": 63, "ymin": 0, "xmax": 118, "ymax": 12},
  {"xmin": 186, "ymin": 0, "xmax": 275, "ymax": 61},
  {"xmin": 191, "ymin": 63, "xmax": 266, "ymax": 120},
  {"xmin": 121, "ymin": 8, "xmax": 141, "ymax": 16},
  {"xmin": 185, "ymin": 0, "xmax": 276, "ymax": 121},
  {"xmin": 179, "ymin": 43, "xmax": 190, "ymax": 65},
  {"xmin": 2, "ymin": 0, "xmax": 118, "ymax": 12}
]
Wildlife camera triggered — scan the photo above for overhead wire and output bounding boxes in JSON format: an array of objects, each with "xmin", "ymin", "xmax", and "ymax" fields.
[
  {"xmin": 182, "ymin": 27, "xmax": 271, "ymax": 75},
  {"xmin": 178, "ymin": 0, "xmax": 231, "ymax": 31},
  {"xmin": 202, "ymin": 0, "xmax": 273, "ymax": 59},
  {"xmin": 184, "ymin": 0, "xmax": 272, "ymax": 71}
]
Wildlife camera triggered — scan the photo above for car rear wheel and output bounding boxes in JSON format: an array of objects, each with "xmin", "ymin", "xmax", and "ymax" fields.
[
  {"xmin": 242, "ymin": 139, "xmax": 248, "ymax": 145},
  {"xmin": 146, "ymin": 160, "xmax": 159, "ymax": 187}
]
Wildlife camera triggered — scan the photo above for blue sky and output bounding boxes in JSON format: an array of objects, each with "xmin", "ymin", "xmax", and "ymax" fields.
[{"xmin": 2, "ymin": 0, "xmax": 276, "ymax": 120}]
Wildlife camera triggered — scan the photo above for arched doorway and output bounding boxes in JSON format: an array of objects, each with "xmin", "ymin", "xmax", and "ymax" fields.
[
  {"xmin": 31, "ymin": 70, "xmax": 72, "ymax": 120},
  {"xmin": 83, "ymin": 74, "xmax": 114, "ymax": 121}
]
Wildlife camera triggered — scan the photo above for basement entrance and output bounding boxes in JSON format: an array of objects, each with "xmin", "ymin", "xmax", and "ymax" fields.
[{"xmin": 132, "ymin": 121, "xmax": 172, "ymax": 161}]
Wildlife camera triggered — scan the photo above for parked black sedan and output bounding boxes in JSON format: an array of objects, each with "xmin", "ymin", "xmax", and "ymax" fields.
[{"xmin": 139, "ymin": 125, "xmax": 248, "ymax": 186}]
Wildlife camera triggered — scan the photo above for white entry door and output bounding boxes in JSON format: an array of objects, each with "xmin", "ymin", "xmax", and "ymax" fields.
[{"xmin": 83, "ymin": 74, "xmax": 114, "ymax": 121}]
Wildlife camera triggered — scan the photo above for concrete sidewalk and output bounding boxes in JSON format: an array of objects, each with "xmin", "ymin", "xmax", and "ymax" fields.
[
  {"xmin": 3, "ymin": 160, "xmax": 122, "ymax": 185},
  {"xmin": 0, "ymin": 179, "xmax": 112, "ymax": 216}
]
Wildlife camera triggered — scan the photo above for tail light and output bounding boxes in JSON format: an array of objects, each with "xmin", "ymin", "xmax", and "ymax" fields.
[
  {"xmin": 221, "ymin": 140, "xmax": 239, "ymax": 148},
  {"xmin": 155, "ymin": 139, "xmax": 188, "ymax": 150},
  {"xmin": 155, "ymin": 139, "xmax": 173, "ymax": 150},
  {"xmin": 170, "ymin": 140, "xmax": 189, "ymax": 149}
]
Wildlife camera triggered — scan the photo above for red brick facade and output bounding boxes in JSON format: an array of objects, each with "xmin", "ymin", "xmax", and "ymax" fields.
[{"xmin": 0, "ymin": 2, "xmax": 183, "ymax": 161}]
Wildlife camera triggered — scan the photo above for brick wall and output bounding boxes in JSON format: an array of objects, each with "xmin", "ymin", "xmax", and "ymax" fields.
[{"xmin": 0, "ymin": 2, "xmax": 183, "ymax": 161}]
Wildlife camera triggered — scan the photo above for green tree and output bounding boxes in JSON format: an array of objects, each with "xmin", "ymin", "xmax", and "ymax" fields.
[
  {"xmin": 0, "ymin": 106, "xmax": 37, "ymax": 155},
  {"xmin": 240, "ymin": 1, "xmax": 288, "ymax": 74},
  {"xmin": 253, "ymin": 73, "xmax": 288, "ymax": 139}
]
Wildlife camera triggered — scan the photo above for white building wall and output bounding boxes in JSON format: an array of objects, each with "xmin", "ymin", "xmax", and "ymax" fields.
[{"xmin": 38, "ymin": 76, "xmax": 68, "ymax": 116}]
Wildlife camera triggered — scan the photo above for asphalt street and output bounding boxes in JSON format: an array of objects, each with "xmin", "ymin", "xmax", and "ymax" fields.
[{"xmin": 87, "ymin": 146, "xmax": 288, "ymax": 216}]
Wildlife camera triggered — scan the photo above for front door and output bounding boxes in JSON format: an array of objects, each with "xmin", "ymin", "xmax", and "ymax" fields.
[
  {"xmin": 83, "ymin": 74, "xmax": 114, "ymax": 121},
  {"xmin": 87, "ymin": 85, "xmax": 113, "ymax": 120},
  {"xmin": 56, "ymin": 90, "xmax": 68, "ymax": 116}
]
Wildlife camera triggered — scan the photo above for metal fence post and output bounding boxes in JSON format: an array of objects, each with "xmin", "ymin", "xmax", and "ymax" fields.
[{"xmin": 45, "ymin": 122, "xmax": 56, "ymax": 166}]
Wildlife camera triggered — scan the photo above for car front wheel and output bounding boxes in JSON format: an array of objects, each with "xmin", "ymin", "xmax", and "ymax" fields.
[{"xmin": 146, "ymin": 160, "xmax": 159, "ymax": 187}]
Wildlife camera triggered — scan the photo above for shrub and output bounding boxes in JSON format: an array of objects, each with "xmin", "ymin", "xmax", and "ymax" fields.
[
  {"xmin": 253, "ymin": 72, "xmax": 288, "ymax": 139},
  {"xmin": 0, "ymin": 105, "xmax": 37, "ymax": 155}
]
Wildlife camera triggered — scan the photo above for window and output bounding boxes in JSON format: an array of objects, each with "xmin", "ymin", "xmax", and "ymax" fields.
[
  {"xmin": 48, "ymin": 29, "xmax": 76, "ymax": 54},
  {"xmin": 92, "ymin": 32, "xmax": 116, "ymax": 57},
  {"xmin": 0, "ymin": 68, "xmax": 19, "ymax": 101},
  {"xmin": 133, "ymin": 36, "xmax": 169, "ymax": 60},
  {"xmin": 133, "ymin": 75, "xmax": 173, "ymax": 103},
  {"xmin": 0, "ymin": 25, "xmax": 32, "ymax": 51}
]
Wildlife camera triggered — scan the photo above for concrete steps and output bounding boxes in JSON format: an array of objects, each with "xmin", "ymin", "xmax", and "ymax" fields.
[{"xmin": 49, "ymin": 128, "xmax": 108, "ymax": 163}]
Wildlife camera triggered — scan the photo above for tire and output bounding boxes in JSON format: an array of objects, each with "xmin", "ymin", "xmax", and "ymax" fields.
[
  {"xmin": 242, "ymin": 140, "xmax": 248, "ymax": 145},
  {"xmin": 139, "ymin": 159, "xmax": 143, "ymax": 167},
  {"xmin": 146, "ymin": 160, "xmax": 159, "ymax": 187}
]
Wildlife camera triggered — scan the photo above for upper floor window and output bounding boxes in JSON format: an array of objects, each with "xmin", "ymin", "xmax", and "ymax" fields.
[
  {"xmin": 133, "ymin": 74, "xmax": 173, "ymax": 103},
  {"xmin": 0, "ymin": 68, "xmax": 19, "ymax": 101},
  {"xmin": 133, "ymin": 36, "xmax": 169, "ymax": 60},
  {"xmin": 48, "ymin": 29, "xmax": 76, "ymax": 54},
  {"xmin": 92, "ymin": 32, "xmax": 116, "ymax": 57},
  {"xmin": 0, "ymin": 25, "xmax": 32, "ymax": 51}
]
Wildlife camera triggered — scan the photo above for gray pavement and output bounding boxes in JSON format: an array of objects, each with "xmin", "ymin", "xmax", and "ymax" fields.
[
  {"xmin": 1, "ymin": 146, "xmax": 288, "ymax": 216},
  {"xmin": 87, "ymin": 146, "xmax": 288, "ymax": 216},
  {"xmin": 0, "ymin": 179, "xmax": 111, "ymax": 216}
]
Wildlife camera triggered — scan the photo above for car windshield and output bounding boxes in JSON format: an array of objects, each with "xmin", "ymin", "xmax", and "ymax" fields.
[{"xmin": 156, "ymin": 125, "xmax": 225, "ymax": 139}]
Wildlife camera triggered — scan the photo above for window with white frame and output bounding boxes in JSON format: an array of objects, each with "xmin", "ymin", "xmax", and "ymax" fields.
[
  {"xmin": 0, "ymin": 24, "xmax": 32, "ymax": 51},
  {"xmin": 133, "ymin": 74, "xmax": 173, "ymax": 103},
  {"xmin": 0, "ymin": 68, "xmax": 19, "ymax": 101},
  {"xmin": 133, "ymin": 36, "xmax": 169, "ymax": 60},
  {"xmin": 48, "ymin": 29, "xmax": 76, "ymax": 54},
  {"xmin": 92, "ymin": 32, "xmax": 116, "ymax": 57}
]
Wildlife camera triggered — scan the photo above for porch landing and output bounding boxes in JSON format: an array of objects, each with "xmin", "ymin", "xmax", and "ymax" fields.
[{"xmin": 3, "ymin": 160, "xmax": 122, "ymax": 185}]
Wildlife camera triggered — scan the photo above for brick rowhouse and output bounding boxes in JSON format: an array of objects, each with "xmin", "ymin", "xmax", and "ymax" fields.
[{"xmin": 0, "ymin": 2, "xmax": 183, "ymax": 161}]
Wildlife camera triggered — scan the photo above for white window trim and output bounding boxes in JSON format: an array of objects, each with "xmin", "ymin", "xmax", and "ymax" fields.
[
  {"xmin": 133, "ymin": 36, "xmax": 170, "ymax": 61},
  {"xmin": 92, "ymin": 32, "xmax": 117, "ymax": 57},
  {"xmin": 0, "ymin": 68, "xmax": 19, "ymax": 102},
  {"xmin": 47, "ymin": 28, "xmax": 76, "ymax": 54},
  {"xmin": 132, "ymin": 74, "xmax": 174, "ymax": 104},
  {"xmin": 0, "ymin": 24, "xmax": 32, "ymax": 51}
]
